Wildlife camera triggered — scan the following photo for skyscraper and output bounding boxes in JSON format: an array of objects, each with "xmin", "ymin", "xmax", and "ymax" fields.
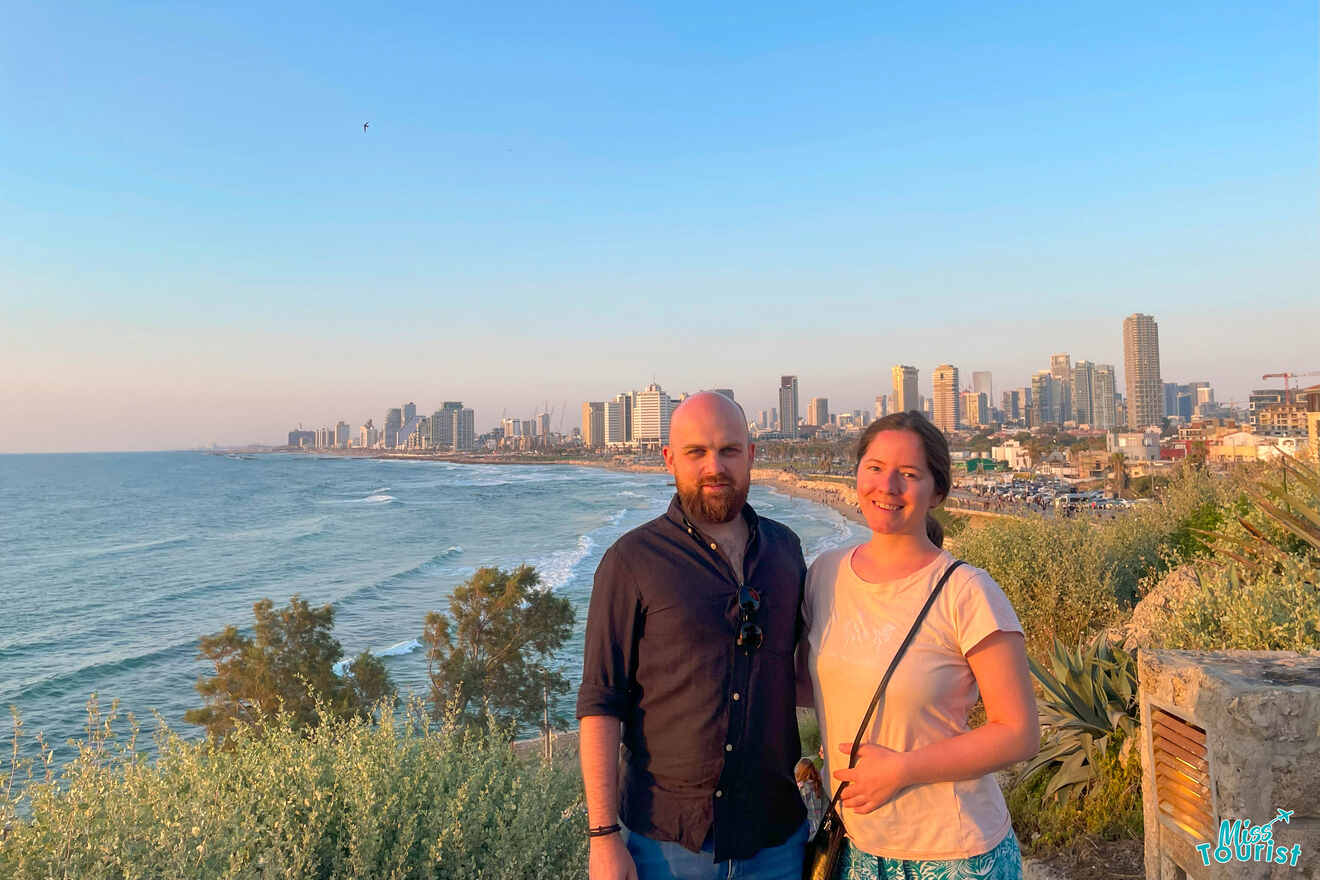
[
  {"xmin": 633, "ymin": 383, "xmax": 673, "ymax": 446},
  {"xmin": 403, "ymin": 402, "xmax": 417, "ymax": 424},
  {"xmin": 960, "ymin": 391, "xmax": 988, "ymax": 428},
  {"xmin": 932, "ymin": 364, "xmax": 960, "ymax": 434},
  {"xmin": 432, "ymin": 402, "xmax": 463, "ymax": 450},
  {"xmin": 874, "ymin": 394, "xmax": 888, "ymax": 420},
  {"xmin": 582, "ymin": 402, "xmax": 605, "ymax": 448},
  {"xmin": 807, "ymin": 398, "xmax": 829, "ymax": 427},
  {"xmin": 384, "ymin": 408, "xmax": 402, "ymax": 448},
  {"xmin": 1050, "ymin": 355, "xmax": 1072, "ymax": 423},
  {"xmin": 1123, "ymin": 313, "xmax": 1164, "ymax": 428},
  {"xmin": 778, "ymin": 376, "xmax": 799, "ymax": 437},
  {"xmin": 604, "ymin": 400, "xmax": 626, "ymax": 445},
  {"xmin": 1093, "ymin": 365, "xmax": 1117, "ymax": 429},
  {"xmin": 454, "ymin": 409, "xmax": 476, "ymax": 451},
  {"xmin": 1071, "ymin": 361, "xmax": 1096, "ymax": 426},
  {"xmin": 892, "ymin": 365, "xmax": 919, "ymax": 414},
  {"xmin": 1031, "ymin": 371, "xmax": 1057, "ymax": 427},
  {"xmin": 971, "ymin": 371, "xmax": 993, "ymax": 405}
]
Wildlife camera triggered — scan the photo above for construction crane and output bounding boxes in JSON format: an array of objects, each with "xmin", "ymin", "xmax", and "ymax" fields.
[{"xmin": 1261, "ymin": 371, "xmax": 1320, "ymax": 404}]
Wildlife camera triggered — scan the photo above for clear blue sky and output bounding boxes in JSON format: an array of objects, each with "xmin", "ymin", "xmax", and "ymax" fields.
[{"xmin": 3, "ymin": 0, "xmax": 1316, "ymax": 451}]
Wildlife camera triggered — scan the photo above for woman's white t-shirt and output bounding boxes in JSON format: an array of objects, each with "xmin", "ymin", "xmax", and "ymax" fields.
[{"xmin": 803, "ymin": 545, "xmax": 1023, "ymax": 860}]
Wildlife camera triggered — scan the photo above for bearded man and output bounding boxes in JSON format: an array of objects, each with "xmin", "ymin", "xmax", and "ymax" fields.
[{"xmin": 577, "ymin": 391, "xmax": 808, "ymax": 880}]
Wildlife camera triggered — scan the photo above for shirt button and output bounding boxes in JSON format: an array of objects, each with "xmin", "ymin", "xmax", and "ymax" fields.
[
  {"xmin": 709, "ymin": 542, "xmax": 717, "ymax": 550},
  {"xmin": 732, "ymin": 692, "xmax": 740, "ymax": 701},
  {"xmin": 725, "ymin": 743, "xmax": 733, "ymax": 752},
  {"xmin": 715, "ymin": 790, "xmax": 723, "ymax": 798}
]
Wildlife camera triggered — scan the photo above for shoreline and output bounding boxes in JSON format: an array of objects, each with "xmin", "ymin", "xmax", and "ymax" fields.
[{"xmin": 233, "ymin": 446, "xmax": 872, "ymax": 526}]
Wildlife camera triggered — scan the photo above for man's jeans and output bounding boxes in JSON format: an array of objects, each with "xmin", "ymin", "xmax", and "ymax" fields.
[{"xmin": 623, "ymin": 821, "xmax": 808, "ymax": 880}]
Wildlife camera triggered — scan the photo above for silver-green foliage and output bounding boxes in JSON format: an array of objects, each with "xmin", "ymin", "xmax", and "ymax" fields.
[
  {"xmin": 1, "ymin": 696, "xmax": 586, "ymax": 879},
  {"xmin": 1163, "ymin": 455, "xmax": 1320, "ymax": 653},
  {"xmin": 1018, "ymin": 632, "xmax": 1139, "ymax": 803}
]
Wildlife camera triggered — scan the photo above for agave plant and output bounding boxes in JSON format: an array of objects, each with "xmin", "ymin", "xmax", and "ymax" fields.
[{"xmin": 1018, "ymin": 631, "xmax": 1139, "ymax": 802}]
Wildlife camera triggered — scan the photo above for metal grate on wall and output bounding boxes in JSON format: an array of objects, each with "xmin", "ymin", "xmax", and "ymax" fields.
[{"xmin": 1151, "ymin": 707, "xmax": 1215, "ymax": 841}]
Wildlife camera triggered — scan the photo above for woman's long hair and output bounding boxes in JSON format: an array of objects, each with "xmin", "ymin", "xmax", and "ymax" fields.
[{"xmin": 853, "ymin": 411, "xmax": 951, "ymax": 547}]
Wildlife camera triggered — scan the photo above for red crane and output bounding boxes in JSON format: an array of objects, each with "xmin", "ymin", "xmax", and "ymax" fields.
[{"xmin": 1261, "ymin": 371, "xmax": 1320, "ymax": 404}]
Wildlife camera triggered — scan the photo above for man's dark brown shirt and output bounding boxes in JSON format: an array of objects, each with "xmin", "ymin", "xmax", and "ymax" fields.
[{"xmin": 576, "ymin": 495, "xmax": 807, "ymax": 861}]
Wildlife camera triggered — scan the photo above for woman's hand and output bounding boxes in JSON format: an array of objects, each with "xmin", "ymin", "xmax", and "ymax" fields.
[{"xmin": 832, "ymin": 743, "xmax": 911, "ymax": 814}]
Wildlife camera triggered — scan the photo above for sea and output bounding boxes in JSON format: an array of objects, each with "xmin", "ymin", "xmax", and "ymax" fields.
[{"xmin": 0, "ymin": 452, "xmax": 867, "ymax": 762}]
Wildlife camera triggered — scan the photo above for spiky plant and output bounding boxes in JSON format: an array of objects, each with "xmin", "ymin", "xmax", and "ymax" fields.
[
  {"xmin": 1193, "ymin": 453, "xmax": 1320, "ymax": 576},
  {"xmin": 1018, "ymin": 631, "xmax": 1139, "ymax": 802}
]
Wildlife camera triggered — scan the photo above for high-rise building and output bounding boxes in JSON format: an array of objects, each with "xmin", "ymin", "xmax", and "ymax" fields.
[
  {"xmin": 807, "ymin": 397, "xmax": 829, "ymax": 427},
  {"xmin": 431, "ymin": 402, "xmax": 463, "ymax": 450},
  {"xmin": 360, "ymin": 420, "xmax": 378, "ymax": 449},
  {"xmin": 972, "ymin": 371, "xmax": 993, "ymax": 405},
  {"xmin": 335, "ymin": 421, "xmax": 350, "ymax": 449},
  {"xmin": 582, "ymin": 402, "xmax": 605, "ymax": 449},
  {"xmin": 1072, "ymin": 361, "xmax": 1096, "ymax": 426},
  {"xmin": 1191, "ymin": 382, "xmax": 1214, "ymax": 417},
  {"xmin": 921, "ymin": 396, "xmax": 933, "ymax": 419},
  {"xmin": 615, "ymin": 392, "xmax": 634, "ymax": 442},
  {"xmin": 1123, "ymin": 313, "xmax": 1164, "ymax": 428},
  {"xmin": 1031, "ymin": 371, "xmax": 1058, "ymax": 427},
  {"xmin": 634, "ymin": 383, "xmax": 673, "ymax": 446},
  {"xmin": 874, "ymin": 394, "xmax": 889, "ymax": 420},
  {"xmin": 604, "ymin": 400, "xmax": 626, "ymax": 445},
  {"xmin": 403, "ymin": 402, "xmax": 417, "ymax": 424},
  {"xmin": 932, "ymin": 364, "xmax": 960, "ymax": 433},
  {"xmin": 1093, "ymin": 365, "xmax": 1117, "ymax": 429},
  {"xmin": 892, "ymin": 365, "xmax": 919, "ymax": 414},
  {"xmin": 454, "ymin": 409, "xmax": 475, "ymax": 451},
  {"xmin": 537, "ymin": 412, "xmax": 551, "ymax": 438},
  {"xmin": 960, "ymin": 391, "xmax": 988, "ymax": 428},
  {"xmin": 778, "ymin": 376, "xmax": 799, "ymax": 437},
  {"xmin": 1050, "ymin": 355, "xmax": 1073, "ymax": 423},
  {"xmin": 384, "ymin": 408, "xmax": 402, "ymax": 448},
  {"xmin": 709, "ymin": 388, "xmax": 735, "ymax": 402},
  {"xmin": 1001, "ymin": 391, "xmax": 1019, "ymax": 423}
]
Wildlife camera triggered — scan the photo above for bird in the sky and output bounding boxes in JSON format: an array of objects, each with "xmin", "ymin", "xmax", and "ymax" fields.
[{"xmin": 363, "ymin": 122, "xmax": 369, "ymax": 133}]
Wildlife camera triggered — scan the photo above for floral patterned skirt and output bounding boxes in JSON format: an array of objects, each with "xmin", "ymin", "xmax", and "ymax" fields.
[{"xmin": 839, "ymin": 831, "xmax": 1022, "ymax": 880}]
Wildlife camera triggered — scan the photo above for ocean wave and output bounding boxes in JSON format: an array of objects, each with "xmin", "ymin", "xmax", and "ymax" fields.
[
  {"xmin": 534, "ymin": 534, "xmax": 594, "ymax": 591},
  {"xmin": 4, "ymin": 637, "xmax": 198, "ymax": 706},
  {"xmin": 80, "ymin": 535, "xmax": 192, "ymax": 560},
  {"xmin": 363, "ymin": 494, "xmax": 398, "ymax": 504},
  {"xmin": 805, "ymin": 506, "xmax": 857, "ymax": 564},
  {"xmin": 332, "ymin": 638, "xmax": 424, "ymax": 676},
  {"xmin": 604, "ymin": 508, "xmax": 628, "ymax": 526},
  {"xmin": 334, "ymin": 546, "xmax": 464, "ymax": 606},
  {"xmin": 617, "ymin": 490, "xmax": 646, "ymax": 498}
]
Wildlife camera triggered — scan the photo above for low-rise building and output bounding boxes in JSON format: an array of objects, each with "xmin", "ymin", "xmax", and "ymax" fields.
[
  {"xmin": 991, "ymin": 439, "xmax": 1032, "ymax": 470},
  {"xmin": 1108, "ymin": 429, "xmax": 1162, "ymax": 462}
]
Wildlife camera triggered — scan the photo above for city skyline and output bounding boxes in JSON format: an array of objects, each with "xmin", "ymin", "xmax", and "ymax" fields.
[{"xmin": 3, "ymin": 1, "xmax": 1316, "ymax": 453}]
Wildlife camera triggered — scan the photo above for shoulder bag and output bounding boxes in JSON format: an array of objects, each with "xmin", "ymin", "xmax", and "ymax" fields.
[{"xmin": 801, "ymin": 559, "xmax": 965, "ymax": 880}]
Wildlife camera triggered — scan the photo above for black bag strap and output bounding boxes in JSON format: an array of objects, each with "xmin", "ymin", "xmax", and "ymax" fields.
[{"xmin": 824, "ymin": 558, "xmax": 965, "ymax": 814}]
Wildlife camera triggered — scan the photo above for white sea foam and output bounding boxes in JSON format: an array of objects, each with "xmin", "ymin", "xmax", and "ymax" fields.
[
  {"xmin": 604, "ymin": 508, "xmax": 628, "ymax": 526},
  {"xmin": 535, "ymin": 534, "xmax": 594, "ymax": 591},
  {"xmin": 332, "ymin": 638, "xmax": 423, "ymax": 677},
  {"xmin": 362, "ymin": 494, "xmax": 398, "ymax": 504},
  {"xmin": 617, "ymin": 490, "xmax": 646, "ymax": 498}
]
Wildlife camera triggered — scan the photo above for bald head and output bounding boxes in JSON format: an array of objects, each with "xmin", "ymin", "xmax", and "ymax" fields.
[
  {"xmin": 668, "ymin": 392, "xmax": 750, "ymax": 448},
  {"xmin": 663, "ymin": 392, "xmax": 754, "ymax": 525}
]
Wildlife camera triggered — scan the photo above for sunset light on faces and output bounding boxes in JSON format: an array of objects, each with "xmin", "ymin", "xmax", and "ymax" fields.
[
  {"xmin": 856, "ymin": 429, "xmax": 940, "ymax": 539},
  {"xmin": 661, "ymin": 392, "xmax": 755, "ymax": 527}
]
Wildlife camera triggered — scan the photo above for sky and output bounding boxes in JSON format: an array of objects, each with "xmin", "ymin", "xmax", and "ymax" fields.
[{"xmin": 2, "ymin": 0, "xmax": 1317, "ymax": 452}]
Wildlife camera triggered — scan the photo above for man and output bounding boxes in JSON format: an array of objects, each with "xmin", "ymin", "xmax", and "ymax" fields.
[{"xmin": 577, "ymin": 391, "xmax": 808, "ymax": 880}]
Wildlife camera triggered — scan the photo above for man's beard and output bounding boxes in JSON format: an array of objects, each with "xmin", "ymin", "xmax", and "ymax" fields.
[{"xmin": 677, "ymin": 475, "xmax": 749, "ymax": 524}]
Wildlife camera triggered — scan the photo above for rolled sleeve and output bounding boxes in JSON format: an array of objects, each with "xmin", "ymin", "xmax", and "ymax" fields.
[{"xmin": 576, "ymin": 545, "xmax": 641, "ymax": 719}]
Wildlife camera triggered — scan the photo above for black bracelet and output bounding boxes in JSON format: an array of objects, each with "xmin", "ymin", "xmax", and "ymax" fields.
[{"xmin": 587, "ymin": 823, "xmax": 621, "ymax": 838}]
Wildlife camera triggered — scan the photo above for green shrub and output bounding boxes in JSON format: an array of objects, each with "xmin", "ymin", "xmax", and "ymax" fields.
[
  {"xmin": 1, "ymin": 697, "xmax": 586, "ymax": 879},
  {"xmin": 952, "ymin": 517, "xmax": 1124, "ymax": 662},
  {"xmin": 1157, "ymin": 564, "xmax": 1320, "ymax": 653},
  {"xmin": 1009, "ymin": 733, "xmax": 1143, "ymax": 854}
]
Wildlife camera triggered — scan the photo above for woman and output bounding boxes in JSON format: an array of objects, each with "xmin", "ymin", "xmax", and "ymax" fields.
[{"xmin": 801, "ymin": 411, "xmax": 1038, "ymax": 879}]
